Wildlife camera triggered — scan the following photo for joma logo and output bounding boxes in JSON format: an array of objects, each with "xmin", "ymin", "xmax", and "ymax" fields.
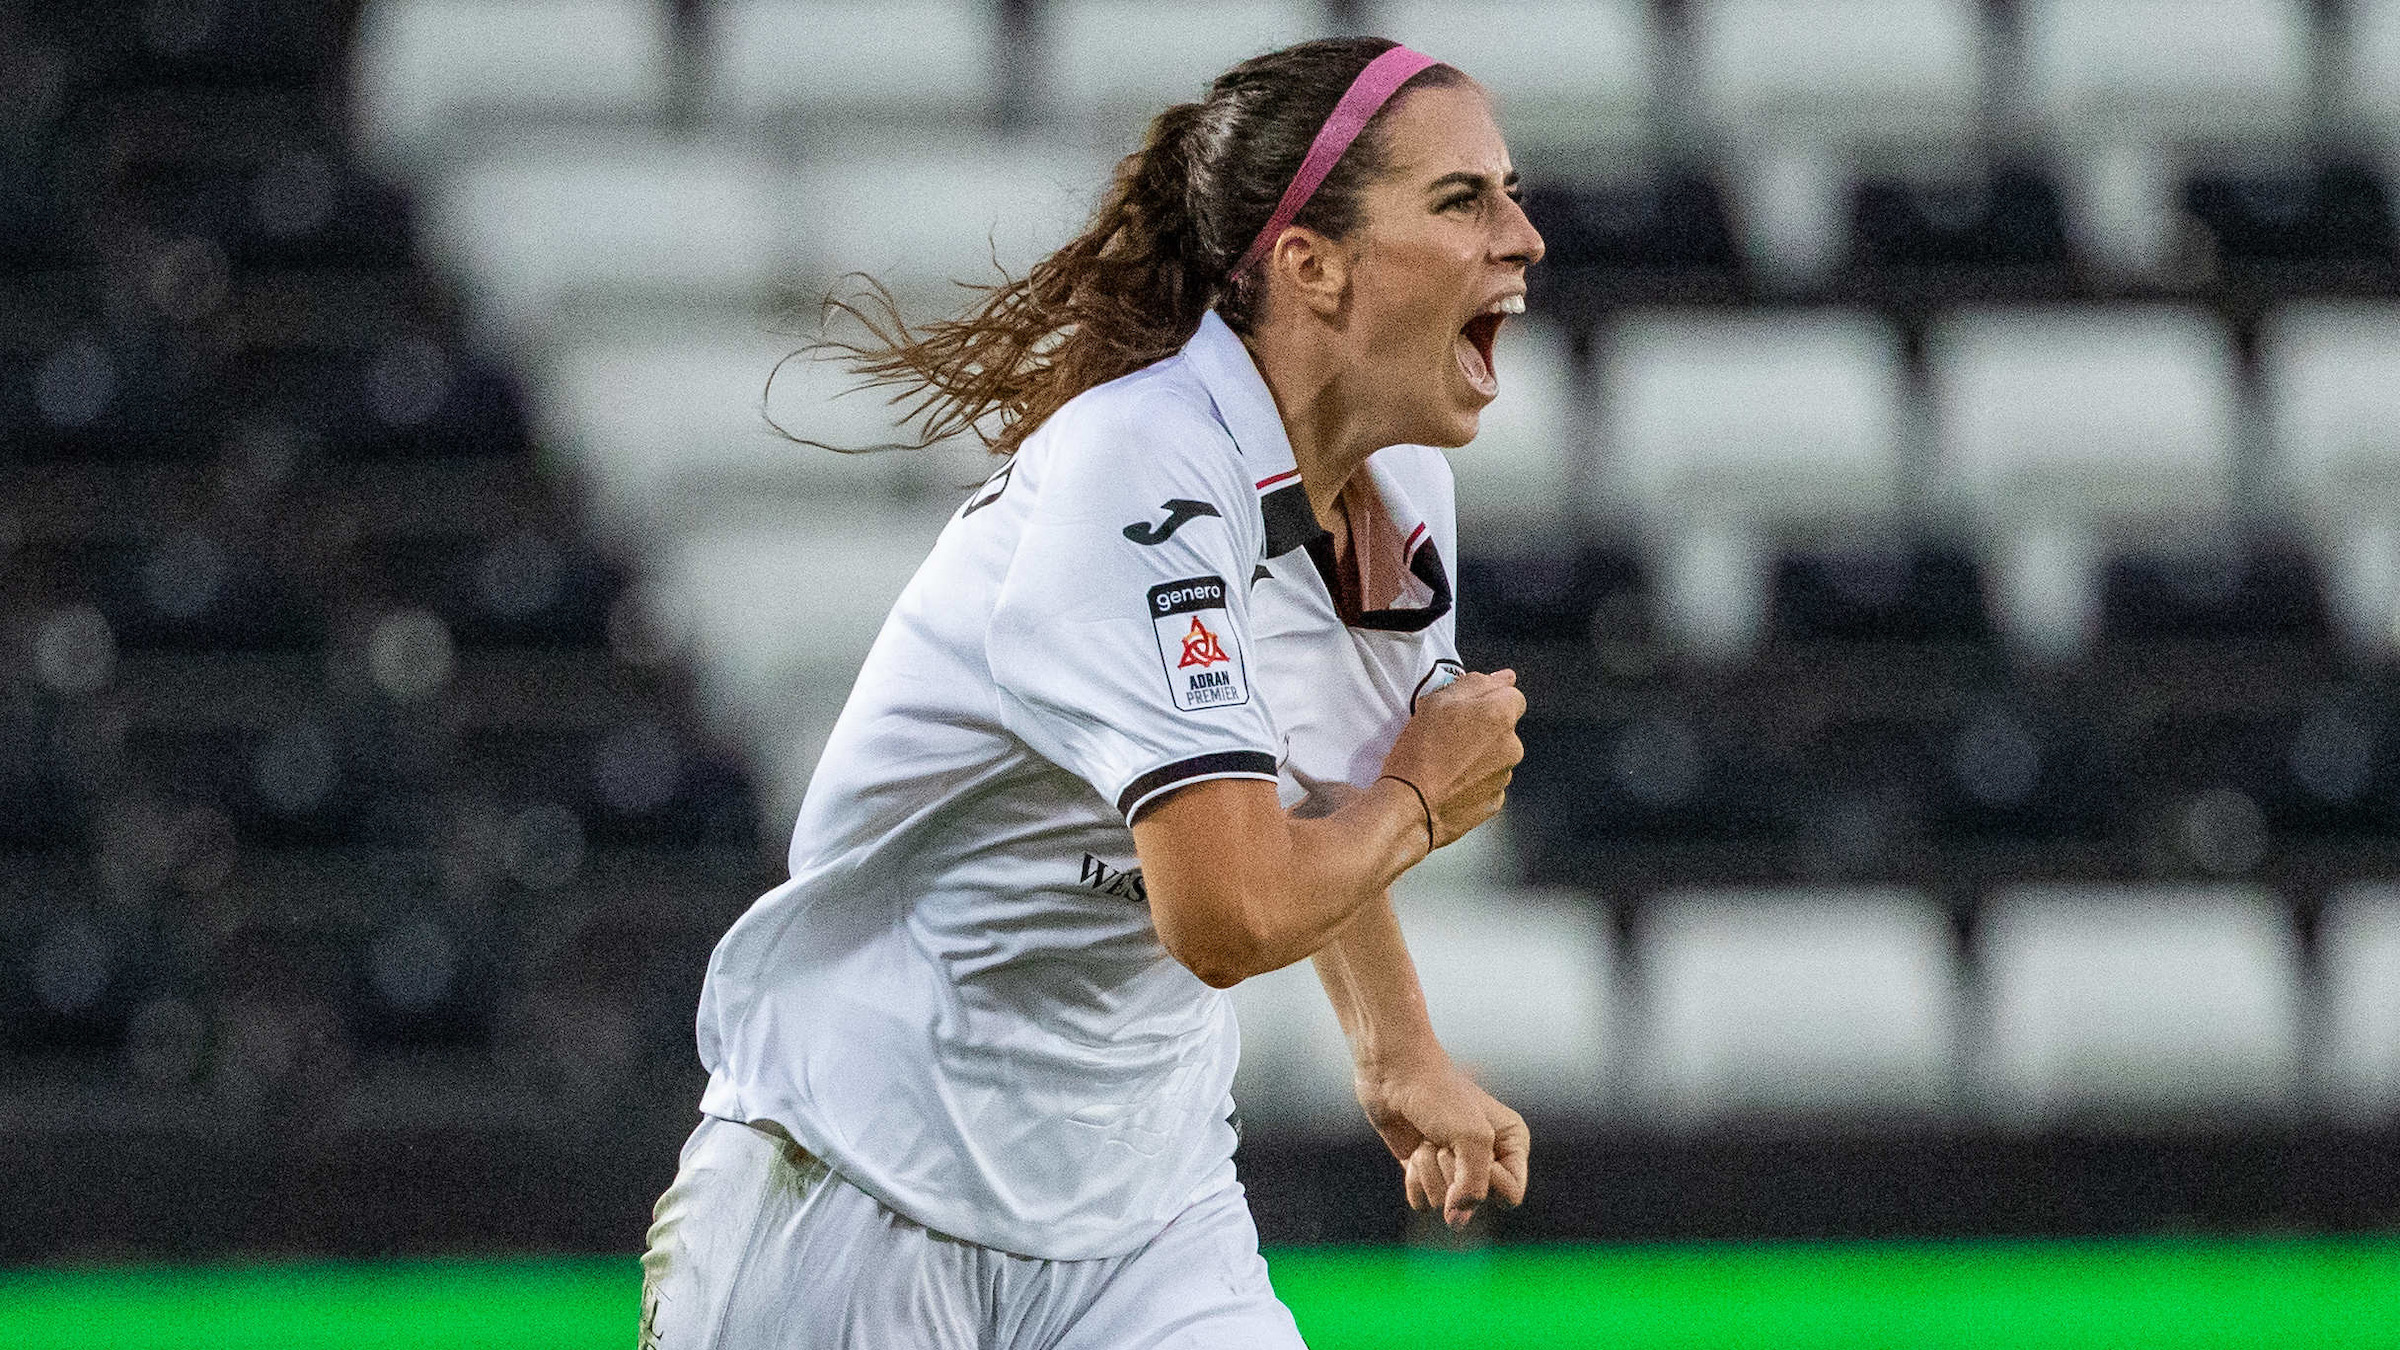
[
  {"xmin": 1080, "ymin": 853, "xmax": 1148, "ymax": 903},
  {"xmin": 1123, "ymin": 498, "xmax": 1222, "ymax": 546}
]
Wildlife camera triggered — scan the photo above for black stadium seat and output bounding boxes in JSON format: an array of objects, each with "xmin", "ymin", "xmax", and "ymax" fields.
[
  {"xmin": 2184, "ymin": 162, "xmax": 2398, "ymax": 277},
  {"xmin": 361, "ymin": 530, "xmax": 621, "ymax": 649},
  {"xmin": 223, "ymin": 349, "xmax": 534, "ymax": 461},
  {"xmin": 1926, "ymin": 704, "xmax": 2123, "ymax": 845},
  {"xmin": 1768, "ymin": 546, "xmax": 1993, "ymax": 646},
  {"xmin": 32, "ymin": 536, "xmax": 328, "ymax": 653},
  {"xmin": 0, "ymin": 156, "xmax": 80, "ymax": 272},
  {"xmin": 0, "ymin": 703, "xmax": 87, "ymax": 849},
  {"xmin": 1521, "ymin": 174, "xmax": 1744, "ymax": 297},
  {"xmin": 116, "ymin": 151, "xmax": 420, "ymax": 269},
  {"xmin": 457, "ymin": 722, "xmax": 757, "ymax": 849},
  {"xmin": 2098, "ymin": 545, "xmax": 2330, "ymax": 643},
  {"xmin": 1851, "ymin": 167, "xmax": 2073, "ymax": 284},
  {"xmin": 0, "ymin": 340, "xmax": 220, "ymax": 461},
  {"xmin": 1456, "ymin": 546, "xmax": 1648, "ymax": 650}
]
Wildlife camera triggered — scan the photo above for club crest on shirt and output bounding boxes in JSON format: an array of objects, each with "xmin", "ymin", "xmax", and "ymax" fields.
[
  {"xmin": 1411, "ymin": 657, "xmax": 1465, "ymax": 712},
  {"xmin": 1148, "ymin": 575, "xmax": 1250, "ymax": 711}
]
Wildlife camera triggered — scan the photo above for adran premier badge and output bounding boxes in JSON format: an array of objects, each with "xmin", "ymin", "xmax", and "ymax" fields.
[{"xmin": 1149, "ymin": 575, "xmax": 1250, "ymax": 711}]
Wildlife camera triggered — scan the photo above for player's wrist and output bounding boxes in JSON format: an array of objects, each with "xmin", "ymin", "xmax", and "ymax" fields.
[
  {"xmin": 1368, "ymin": 774, "xmax": 1435, "ymax": 866},
  {"xmin": 1350, "ymin": 1030, "xmax": 1449, "ymax": 1088}
]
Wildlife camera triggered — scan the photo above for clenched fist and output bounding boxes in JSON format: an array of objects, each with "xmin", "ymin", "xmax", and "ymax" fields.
[{"xmin": 1377, "ymin": 669, "xmax": 1526, "ymax": 849}]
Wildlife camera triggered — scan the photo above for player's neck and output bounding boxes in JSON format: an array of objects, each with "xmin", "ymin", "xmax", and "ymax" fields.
[{"xmin": 1239, "ymin": 324, "xmax": 1390, "ymax": 537}]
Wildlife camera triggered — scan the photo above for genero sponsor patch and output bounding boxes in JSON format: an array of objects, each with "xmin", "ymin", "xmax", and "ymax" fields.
[{"xmin": 1148, "ymin": 575, "xmax": 1250, "ymax": 711}]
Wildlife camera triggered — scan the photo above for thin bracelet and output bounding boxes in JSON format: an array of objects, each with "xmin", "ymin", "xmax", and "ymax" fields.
[{"xmin": 1376, "ymin": 774, "xmax": 1435, "ymax": 853}]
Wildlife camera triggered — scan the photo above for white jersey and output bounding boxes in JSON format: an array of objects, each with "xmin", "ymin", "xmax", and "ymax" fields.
[{"xmin": 694, "ymin": 310, "xmax": 1461, "ymax": 1262}]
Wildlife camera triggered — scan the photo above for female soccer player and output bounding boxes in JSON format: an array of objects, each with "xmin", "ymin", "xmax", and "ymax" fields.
[{"xmin": 641, "ymin": 37, "xmax": 1544, "ymax": 1347}]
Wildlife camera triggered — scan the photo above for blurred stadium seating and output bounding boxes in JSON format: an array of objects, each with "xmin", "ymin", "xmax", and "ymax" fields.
[
  {"xmin": 6, "ymin": 0, "xmax": 2400, "ymax": 1258},
  {"xmin": 0, "ymin": 0, "xmax": 768, "ymax": 1258}
]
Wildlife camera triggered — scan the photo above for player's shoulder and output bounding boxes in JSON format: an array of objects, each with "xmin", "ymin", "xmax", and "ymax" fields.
[{"xmin": 1024, "ymin": 356, "xmax": 1248, "ymax": 502}]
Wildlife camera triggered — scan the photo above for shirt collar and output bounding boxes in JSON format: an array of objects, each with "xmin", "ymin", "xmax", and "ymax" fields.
[
  {"xmin": 1181, "ymin": 310, "xmax": 1323, "ymax": 558},
  {"xmin": 1306, "ymin": 452, "xmax": 1452, "ymax": 633},
  {"xmin": 1176, "ymin": 313, "xmax": 1450, "ymax": 632}
]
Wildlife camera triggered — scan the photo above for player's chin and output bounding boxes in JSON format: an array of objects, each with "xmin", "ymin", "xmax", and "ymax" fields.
[
  {"xmin": 1436, "ymin": 366, "xmax": 1495, "ymax": 443},
  {"xmin": 1414, "ymin": 401, "xmax": 1483, "ymax": 451}
]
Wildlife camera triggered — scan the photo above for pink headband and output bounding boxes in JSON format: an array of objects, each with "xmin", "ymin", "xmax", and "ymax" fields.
[{"xmin": 1231, "ymin": 45, "xmax": 1439, "ymax": 278}]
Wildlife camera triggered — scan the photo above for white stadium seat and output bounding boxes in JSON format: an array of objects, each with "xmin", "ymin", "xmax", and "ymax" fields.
[
  {"xmin": 1364, "ymin": 1, "xmax": 1654, "ymax": 176},
  {"xmin": 1448, "ymin": 316, "xmax": 1582, "ymax": 551},
  {"xmin": 2319, "ymin": 888, "xmax": 2400, "ymax": 1121},
  {"xmin": 705, "ymin": 0, "xmax": 1002, "ymax": 126},
  {"xmin": 1230, "ymin": 879, "xmax": 1615, "ymax": 1127},
  {"xmin": 1227, "ymin": 957, "xmax": 1357, "ymax": 1130},
  {"xmin": 1932, "ymin": 307, "xmax": 2238, "ymax": 524},
  {"xmin": 2019, "ymin": 0, "xmax": 2317, "ymax": 275},
  {"xmin": 1980, "ymin": 886, "xmax": 2303, "ymax": 1122},
  {"xmin": 538, "ymin": 327, "xmax": 995, "ymax": 539},
  {"xmin": 2262, "ymin": 302, "xmax": 2400, "ymax": 653},
  {"xmin": 1929, "ymin": 305, "xmax": 2238, "ymax": 659},
  {"xmin": 2264, "ymin": 302, "xmax": 2400, "ymax": 515},
  {"xmin": 351, "ymin": 0, "xmax": 673, "ymax": 169},
  {"xmin": 652, "ymin": 513, "xmax": 946, "ymax": 702},
  {"xmin": 1691, "ymin": 0, "xmax": 1985, "ymax": 155},
  {"xmin": 424, "ymin": 136, "xmax": 786, "ymax": 340},
  {"xmin": 2345, "ymin": 1, "xmax": 2400, "ymax": 148},
  {"xmin": 1689, "ymin": 0, "xmax": 1990, "ymax": 282},
  {"xmin": 1601, "ymin": 308, "xmax": 1905, "ymax": 659},
  {"xmin": 1039, "ymin": 0, "xmax": 1336, "ymax": 143},
  {"xmin": 1604, "ymin": 308, "xmax": 1907, "ymax": 523},
  {"xmin": 647, "ymin": 510, "xmax": 952, "ymax": 820},
  {"xmin": 787, "ymin": 136, "xmax": 1110, "ymax": 311},
  {"xmin": 2021, "ymin": 0, "xmax": 2316, "ymax": 147},
  {"xmin": 1635, "ymin": 888, "xmax": 1959, "ymax": 1122},
  {"xmin": 1396, "ymin": 878, "xmax": 1615, "ymax": 1116}
]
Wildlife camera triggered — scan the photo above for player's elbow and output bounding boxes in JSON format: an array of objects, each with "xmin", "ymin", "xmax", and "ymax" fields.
[
  {"xmin": 1159, "ymin": 919, "xmax": 1267, "ymax": 989},
  {"xmin": 1153, "ymin": 887, "xmax": 1284, "ymax": 989},
  {"xmin": 1181, "ymin": 951, "xmax": 1253, "ymax": 991}
]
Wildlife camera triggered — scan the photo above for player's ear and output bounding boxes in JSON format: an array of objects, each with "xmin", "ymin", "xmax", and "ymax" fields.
[{"xmin": 1269, "ymin": 227, "xmax": 1350, "ymax": 319}]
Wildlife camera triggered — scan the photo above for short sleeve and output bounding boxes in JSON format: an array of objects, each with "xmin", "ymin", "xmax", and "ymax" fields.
[{"xmin": 988, "ymin": 396, "xmax": 1282, "ymax": 823}]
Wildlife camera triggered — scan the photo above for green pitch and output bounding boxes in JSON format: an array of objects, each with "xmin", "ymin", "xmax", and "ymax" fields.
[{"xmin": 4, "ymin": 1238, "xmax": 2395, "ymax": 1349}]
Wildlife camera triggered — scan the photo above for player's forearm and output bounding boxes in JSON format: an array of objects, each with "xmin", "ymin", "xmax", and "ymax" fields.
[
  {"xmin": 1259, "ymin": 778, "xmax": 1436, "ymax": 967},
  {"xmin": 1139, "ymin": 776, "xmax": 1427, "ymax": 987},
  {"xmin": 1311, "ymin": 891, "xmax": 1442, "ymax": 1077}
]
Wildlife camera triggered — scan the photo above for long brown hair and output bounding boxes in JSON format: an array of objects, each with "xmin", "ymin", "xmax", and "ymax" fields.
[{"xmin": 787, "ymin": 37, "xmax": 1464, "ymax": 458}]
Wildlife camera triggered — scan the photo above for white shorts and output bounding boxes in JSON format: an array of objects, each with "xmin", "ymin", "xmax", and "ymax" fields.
[{"xmin": 638, "ymin": 1115, "xmax": 1307, "ymax": 1350}]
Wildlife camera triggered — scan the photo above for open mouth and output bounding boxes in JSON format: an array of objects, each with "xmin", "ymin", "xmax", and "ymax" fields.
[{"xmin": 1455, "ymin": 297, "xmax": 1521, "ymax": 399}]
